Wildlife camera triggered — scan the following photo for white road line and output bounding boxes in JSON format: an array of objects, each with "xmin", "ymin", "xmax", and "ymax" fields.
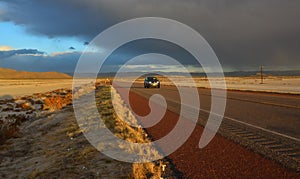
[
  {"xmin": 200, "ymin": 108, "xmax": 300, "ymax": 143},
  {"xmin": 164, "ymin": 97, "xmax": 300, "ymax": 143},
  {"xmin": 131, "ymin": 87, "xmax": 300, "ymax": 143}
]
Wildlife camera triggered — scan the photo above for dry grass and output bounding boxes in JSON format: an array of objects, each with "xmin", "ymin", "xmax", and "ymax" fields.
[
  {"xmin": 133, "ymin": 161, "xmax": 163, "ymax": 179},
  {"xmin": 95, "ymin": 85, "xmax": 163, "ymax": 179},
  {"xmin": 0, "ymin": 92, "xmax": 135, "ymax": 178},
  {"xmin": 0, "ymin": 83, "xmax": 164, "ymax": 178},
  {"xmin": 28, "ymin": 169, "xmax": 42, "ymax": 179},
  {"xmin": 0, "ymin": 122, "xmax": 20, "ymax": 144}
]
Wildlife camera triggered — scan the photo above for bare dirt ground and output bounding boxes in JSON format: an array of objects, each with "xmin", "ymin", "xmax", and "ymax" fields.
[
  {"xmin": 0, "ymin": 85, "xmax": 167, "ymax": 178},
  {"xmin": 0, "ymin": 79, "xmax": 73, "ymax": 99},
  {"xmin": 0, "ymin": 106, "xmax": 133, "ymax": 178},
  {"xmin": 0, "ymin": 85, "xmax": 136, "ymax": 178}
]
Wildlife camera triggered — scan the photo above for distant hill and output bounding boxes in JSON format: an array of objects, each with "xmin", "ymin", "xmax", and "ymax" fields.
[{"xmin": 0, "ymin": 68, "xmax": 72, "ymax": 79}]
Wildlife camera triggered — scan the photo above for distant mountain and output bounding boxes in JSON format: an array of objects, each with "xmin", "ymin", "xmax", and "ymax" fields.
[{"xmin": 0, "ymin": 68, "xmax": 72, "ymax": 79}]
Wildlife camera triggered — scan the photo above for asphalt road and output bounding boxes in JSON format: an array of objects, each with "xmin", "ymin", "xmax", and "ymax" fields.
[
  {"xmin": 127, "ymin": 82, "xmax": 300, "ymax": 140},
  {"xmin": 114, "ymin": 82, "xmax": 300, "ymax": 177}
]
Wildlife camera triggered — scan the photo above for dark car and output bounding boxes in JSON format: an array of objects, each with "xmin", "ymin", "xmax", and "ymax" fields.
[{"xmin": 144, "ymin": 76, "xmax": 160, "ymax": 88}]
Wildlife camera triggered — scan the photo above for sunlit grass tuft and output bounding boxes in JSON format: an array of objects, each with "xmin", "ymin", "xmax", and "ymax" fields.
[{"xmin": 95, "ymin": 85, "xmax": 163, "ymax": 178}]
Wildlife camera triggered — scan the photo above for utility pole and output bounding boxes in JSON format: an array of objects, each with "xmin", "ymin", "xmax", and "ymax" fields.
[{"xmin": 260, "ymin": 65, "xmax": 263, "ymax": 84}]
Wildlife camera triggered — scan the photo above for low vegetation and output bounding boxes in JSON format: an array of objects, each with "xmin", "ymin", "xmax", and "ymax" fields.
[
  {"xmin": 0, "ymin": 82, "xmax": 165, "ymax": 178},
  {"xmin": 95, "ymin": 86, "xmax": 164, "ymax": 178}
]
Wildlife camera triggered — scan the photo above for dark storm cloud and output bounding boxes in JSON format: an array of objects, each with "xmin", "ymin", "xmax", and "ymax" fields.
[
  {"xmin": 0, "ymin": 49, "xmax": 45, "ymax": 58},
  {"xmin": 1, "ymin": 0, "xmax": 300, "ymax": 70},
  {"xmin": 0, "ymin": 52, "xmax": 80, "ymax": 72},
  {"xmin": 103, "ymin": 39, "xmax": 198, "ymax": 66}
]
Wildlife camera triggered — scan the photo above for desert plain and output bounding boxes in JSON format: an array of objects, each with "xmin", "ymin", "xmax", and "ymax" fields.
[
  {"xmin": 1, "ymin": 75, "xmax": 300, "ymax": 99},
  {"xmin": 0, "ymin": 75, "xmax": 299, "ymax": 178}
]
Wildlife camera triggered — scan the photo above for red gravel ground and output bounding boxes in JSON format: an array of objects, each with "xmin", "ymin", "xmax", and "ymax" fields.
[{"xmin": 115, "ymin": 86, "xmax": 300, "ymax": 178}]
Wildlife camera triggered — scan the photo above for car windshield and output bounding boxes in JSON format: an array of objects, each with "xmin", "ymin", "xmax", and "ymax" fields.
[{"xmin": 147, "ymin": 77, "xmax": 157, "ymax": 81}]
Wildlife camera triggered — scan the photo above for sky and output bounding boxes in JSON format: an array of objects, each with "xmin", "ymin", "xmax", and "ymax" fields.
[{"xmin": 0, "ymin": 0, "xmax": 299, "ymax": 73}]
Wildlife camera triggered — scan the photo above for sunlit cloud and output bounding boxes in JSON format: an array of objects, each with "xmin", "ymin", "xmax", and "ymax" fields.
[
  {"xmin": 0, "ymin": 46, "xmax": 13, "ymax": 51},
  {"xmin": 49, "ymin": 51, "xmax": 77, "ymax": 57},
  {"xmin": 17, "ymin": 53, "xmax": 45, "ymax": 57},
  {"xmin": 121, "ymin": 64, "xmax": 203, "ymax": 73},
  {"xmin": 0, "ymin": 49, "xmax": 45, "ymax": 59}
]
